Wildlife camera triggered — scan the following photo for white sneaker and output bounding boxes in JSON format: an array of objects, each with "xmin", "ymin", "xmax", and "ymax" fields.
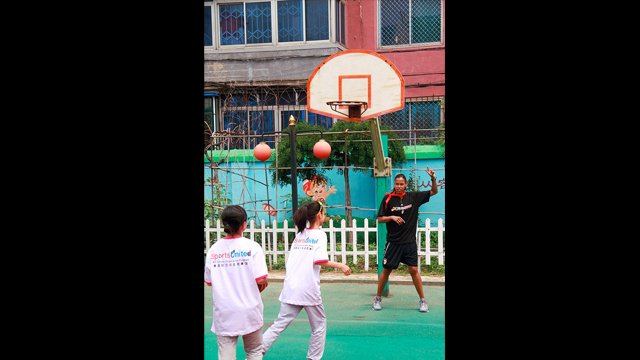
[
  {"xmin": 372, "ymin": 296, "xmax": 382, "ymax": 310},
  {"xmin": 419, "ymin": 299, "xmax": 429, "ymax": 312}
]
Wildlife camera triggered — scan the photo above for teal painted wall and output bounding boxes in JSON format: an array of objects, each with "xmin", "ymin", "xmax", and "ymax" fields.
[{"xmin": 205, "ymin": 146, "xmax": 445, "ymax": 225}]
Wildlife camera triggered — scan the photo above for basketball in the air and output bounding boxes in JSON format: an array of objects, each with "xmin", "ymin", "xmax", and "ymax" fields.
[
  {"xmin": 254, "ymin": 142, "xmax": 272, "ymax": 161},
  {"xmin": 313, "ymin": 139, "xmax": 331, "ymax": 159}
]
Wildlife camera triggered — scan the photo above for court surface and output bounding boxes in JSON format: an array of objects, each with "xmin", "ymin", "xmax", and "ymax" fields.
[{"xmin": 204, "ymin": 281, "xmax": 445, "ymax": 359}]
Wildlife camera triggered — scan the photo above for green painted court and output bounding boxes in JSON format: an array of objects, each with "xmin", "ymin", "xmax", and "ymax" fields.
[{"xmin": 204, "ymin": 281, "xmax": 445, "ymax": 359}]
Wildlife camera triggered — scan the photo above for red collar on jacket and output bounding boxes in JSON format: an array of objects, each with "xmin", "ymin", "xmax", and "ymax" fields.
[{"xmin": 384, "ymin": 191, "xmax": 407, "ymax": 209}]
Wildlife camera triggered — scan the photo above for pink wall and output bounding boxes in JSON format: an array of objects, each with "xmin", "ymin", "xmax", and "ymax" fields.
[{"xmin": 345, "ymin": 0, "xmax": 445, "ymax": 98}]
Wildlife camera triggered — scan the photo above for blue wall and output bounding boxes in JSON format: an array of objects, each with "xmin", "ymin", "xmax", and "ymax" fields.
[{"xmin": 205, "ymin": 158, "xmax": 445, "ymax": 225}]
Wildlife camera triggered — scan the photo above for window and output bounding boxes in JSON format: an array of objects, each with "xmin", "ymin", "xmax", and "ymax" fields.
[
  {"xmin": 223, "ymin": 110, "xmax": 249, "ymax": 149},
  {"xmin": 306, "ymin": 112, "xmax": 333, "ymax": 128},
  {"xmin": 379, "ymin": 99, "xmax": 442, "ymax": 145},
  {"xmin": 204, "ymin": 95, "xmax": 217, "ymax": 148},
  {"xmin": 275, "ymin": 0, "xmax": 330, "ymax": 43},
  {"xmin": 379, "ymin": 0, "xmax": 442, "ymax": 47},
  {"xmin": 203, "ymin": 95, "xmax": 215, "ymax": 148},
  {"xmin": 250, "ymin": 111, "xmax": 275, "ymax": 146},
  {"xmin": 335, "ymin": 0, "xmax": 345, "ymax": 46},
  {"xmin": 221, "ymin": 110, "xmax": 276, "ymax": 149},
  {"xmin": 205, "ymin": 1, "xmax": 331, "ymax": 48},
  {"xmin": 218, "ymin": 88, "xmax": 334, "ymax": 150},
  {"xmin": 219, "ymin": 2, "xmax": 272, "ymax": 45},
  {"xmin": 204, "ymin": 95, "xmax": 217, "ymax": 132},
  {"xmin": 205, "ymin": 5, "xmax": 213, "ymax": 46},
  {"xmin": 277, "ymin": 0, "xmax": 303, "ymax": 42},
  {"xmin": 281, "ymin": 110, "xmax": 333, "ymax": 130},
  {"xmin": 303, "ymin": 0, "xmax": 328, "ymax": 41}
]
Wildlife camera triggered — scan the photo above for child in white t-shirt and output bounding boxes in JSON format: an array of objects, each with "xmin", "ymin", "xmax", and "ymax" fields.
[
  {"xmin": 205, "ymin": 205, "xmax": 269, "ymax": 360},
  {"xmin": 262, "ymin": 200, "xmax": 351, "ymax": 360}
]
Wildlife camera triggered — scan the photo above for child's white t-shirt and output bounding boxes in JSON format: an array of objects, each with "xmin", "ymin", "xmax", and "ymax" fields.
[
  {"xmin": 204, "ymin": 236, "xmax": 268, "ymax": 336},
  {"xmin": 279, "ymin": 228, "xmax": 329, "ymax": 306}
]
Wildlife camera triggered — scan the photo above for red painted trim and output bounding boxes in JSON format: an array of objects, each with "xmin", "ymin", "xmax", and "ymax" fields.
[{"xmin": 338, "ymin": 74, "xmax": 372, "ymax": 108}]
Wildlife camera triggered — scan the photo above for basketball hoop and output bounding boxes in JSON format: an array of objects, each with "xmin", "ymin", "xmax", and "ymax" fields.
[
  {"xmin": 326, "ymin": 101, "xmax": 368, "ymax": 120},
  {"xmin": 307, "ymin": 49, "xmax": 404, "ymax": 121}
]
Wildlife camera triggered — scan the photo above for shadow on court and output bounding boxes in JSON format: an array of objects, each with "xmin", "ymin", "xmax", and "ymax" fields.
[{"xmin": 204, "ymin": 281, "xmax": 445, "ymax": 360}]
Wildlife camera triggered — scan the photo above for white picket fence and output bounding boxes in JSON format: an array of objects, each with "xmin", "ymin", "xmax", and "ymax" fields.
[{"xmin": 204, "ymin": 218, "xmax": 445, "ymax": 272}]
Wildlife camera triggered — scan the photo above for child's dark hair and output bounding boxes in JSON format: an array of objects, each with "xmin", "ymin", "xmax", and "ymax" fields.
[
  {"xmin": 394, "ymin": 173, "xmax": 407, "ymax": 182},
  {"xmin": 221, "ymin": 205, "xmax": 248, "ymax": 235},
  {"xmin": 294, "ymin": 201, "xmax": 323, "ymax": 233}
]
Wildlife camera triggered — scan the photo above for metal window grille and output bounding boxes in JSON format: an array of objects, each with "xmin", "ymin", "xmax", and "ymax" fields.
[
  {"xmin": 219, "ymin": 3, "xmax": 245, "ymax": 45},
  {"xmin": 278, "ymin": 0, "xmax": 303, "ymax": 42},
  {"xmin": 246, "ymin": 2, "xmax": 272, "ymax": 44},
  {"xmin": 215, "ymin": 0, "xmax": 333, "ymax": 46},
  {"xmin": 379, "ymin": 0, "xmax": 442, "ymax": 47},
  {"xmin": 215, "ymin": 87, "xmax": 334, "ymax": 151},
  {"xmin": 214, "ymin": 90, "xmax": 442, "ymax": 150},
  {"xmin": 204, "ymin": 95, "xmax": 220, "ymax": 150},
  {"xmin": 205, "ymin": 6, "xmax": 213, "ymax": 46},
  {"xmin": 305, "ymin": 0, "xmax": 329, "ymax": 40},
  {"xmin": 379, "ymin": 97, "xmax": 444, "ymax": 146},
  {"xmin": 337, "ymin": 0, "xmax": 346, "ymax": 45}
]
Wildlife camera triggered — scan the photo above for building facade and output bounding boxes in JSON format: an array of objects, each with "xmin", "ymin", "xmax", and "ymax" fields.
[
  {"xmin": 204, "ymin": 0, "xmax": 346, "ymax": 150},
  {"xmin": 204, "ymin": 0, "xmax": 445, "ymax": 148},
  {"xmin": 204, "ymin": 0, "xmax": 445, "ymax": 223}
]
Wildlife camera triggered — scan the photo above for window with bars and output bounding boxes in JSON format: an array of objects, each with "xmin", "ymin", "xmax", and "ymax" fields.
[
  {"xmin": 221, "ymin": 108, "xmax": 332, "ymax": 149},
  {"xmin": 379, "ymin": 100, "xmax": 443, "ymax": 145},
  {"xmin": 204, "ymin": 96, "xmax": 217, "ymax": 131},
  {"xmin": 379, "ymin": 0, "xmax": 442, "ymax": 47},
  {"xmin": 222, "ymin": 110, "xmax": 276, "ymax": 149},
  {"xmin": 335, "ymin": 0, "xmax": 346, "ymax": 46},
  {"xmin": 204, "ymin": 95, "xmax": 217, "ymax": 148},
  {"xmin": 205, "ymin": 0, "xmax": 333, "ymax": 47},
  {"xmin": 219, "ymin": 88, "xmax": 334, "ymax": 150},
  {"xmin": 219, "ymin": 2, "xmax": 272, "ymax": 45},
  {"xmin": 222, "ymin": 110, "xmax": 249, "ymax": 149},
  {"xmin": 281, "ymin": 110, "xmax": 333, "ymax": 129},
  {"xmin": 205, "ymin": 6, "xmax": 213, "ymax": 46}
]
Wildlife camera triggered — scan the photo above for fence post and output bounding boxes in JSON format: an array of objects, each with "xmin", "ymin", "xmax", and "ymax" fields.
[
  {"xmin": 351, "ymin": 218, "xmax": 358, "ymax": 265},
  {"xmin": 215, "ymin": 219, "xmax": 222, "ymax": 245},
  {"xmin": 249, "ymin": 220, "xmax": 255, "ymax": 242},
  {"xmin": 259, "ymin": 219, "xmax": 269, "ymax": 268},
  {"xmin": 425, "ymin": 218, "xmax": 431, "ymax": 265},
  {"xmin": 340, "ymin": 219, "xmax": 347, "ymax": 264},
  {"xmin": 329, "ymin": 219, "xmax": 335, "ymax": 262},
  {"xmin": 364, "ymin": 218, "xmax": 370, "ymax": 271},
  {"xmin": 271, "ymin": 219, "xmax": 277, "ymax": 266},
  {"xmin": 205, "ymin": 219, "xmax": 210, "ymax": 254},
  {"xmin": 273, "ymin": 219, "xmax": 280, "ymax": 265},
  {"xmin": 437, "ymin": 218, "xmax": 444, "ymax": 264},
  {"xmin": 283, "ymin": 219, "xmax": 290, "ymax": 265}
]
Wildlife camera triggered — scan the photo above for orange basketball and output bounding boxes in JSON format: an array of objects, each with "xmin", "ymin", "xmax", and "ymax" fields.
[
  {"xmin": 313, "ymin": 139, "xmax": 331, "ymax": 159},
  {"xmin": 254, "ymin": 142, "xmax": 272, "ymax": 161}
]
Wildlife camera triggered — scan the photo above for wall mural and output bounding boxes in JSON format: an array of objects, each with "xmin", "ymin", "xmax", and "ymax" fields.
[{"xmin": 302, "ymin": 175, "xmax": 337, "ymax": 204}]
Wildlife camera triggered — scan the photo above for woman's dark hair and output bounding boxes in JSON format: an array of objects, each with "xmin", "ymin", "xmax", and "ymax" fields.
[
  {"xmin": 394, "ymin": 173, "xmax": 407, "ymax": 182},
  {"xmin": 221, "ymin": 205, "xmax": 248, "ymax": 235},
  {"xmin": 294, "ymin": 201, "xmax": 323, "ymax": 233}
]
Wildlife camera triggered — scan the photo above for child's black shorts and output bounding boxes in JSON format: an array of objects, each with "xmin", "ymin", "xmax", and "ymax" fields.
[{"xmin": 382, "ymin": 241, "xmax": 418, "ymax": 269}]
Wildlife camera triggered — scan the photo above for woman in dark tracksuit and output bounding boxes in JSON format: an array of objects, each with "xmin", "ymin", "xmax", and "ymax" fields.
[{"xmin": 372, "ymin": 168, "xmax": 438, "ymax": 312}]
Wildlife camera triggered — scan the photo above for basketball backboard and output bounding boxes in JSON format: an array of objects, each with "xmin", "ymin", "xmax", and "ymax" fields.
[{"xmin": 307, "ymin": 49, "xmax": 404, "ymax": 121}]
